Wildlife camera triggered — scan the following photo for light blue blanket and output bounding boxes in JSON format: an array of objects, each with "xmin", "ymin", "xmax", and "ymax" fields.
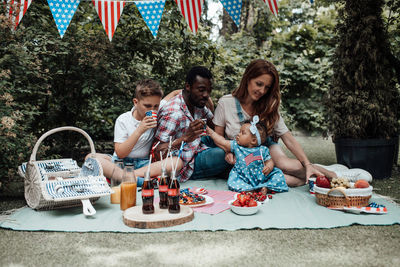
[{"xmin": 1, "ymin": 179, "xmax": 399, "ymax": 232}]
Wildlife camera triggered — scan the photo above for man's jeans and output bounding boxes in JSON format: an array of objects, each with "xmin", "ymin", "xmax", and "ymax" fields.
[{"xmin": 191, "ymin": 136, "xmax": 231, "ymax": 179}]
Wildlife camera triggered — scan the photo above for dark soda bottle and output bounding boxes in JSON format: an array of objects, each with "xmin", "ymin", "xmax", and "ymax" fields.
[
  {"xmin": 142, "ymin": 173, "xmax": 154, "ymax": 214},
  {"xmin": 168, "ymin": 171, "xmax": 180, "ymax": 214},
  {"xmin": 158, "ymin": 168, "xmax": 169, "ymax": 209}
]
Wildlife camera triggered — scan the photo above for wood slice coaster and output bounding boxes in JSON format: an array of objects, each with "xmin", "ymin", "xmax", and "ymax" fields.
[{"xmin": 123, "ymin": 205, "xmax": 194, "ymax": 229}]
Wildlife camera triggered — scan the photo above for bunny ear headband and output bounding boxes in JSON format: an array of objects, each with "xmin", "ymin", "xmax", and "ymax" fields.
[{"xmin": 249, "ymin": 115, "xmax": 261, "ymax": 146}]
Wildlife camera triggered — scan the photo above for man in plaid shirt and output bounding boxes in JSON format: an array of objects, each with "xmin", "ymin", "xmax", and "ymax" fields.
[{"xmin": 154, "ymin": 66, "xmax": 230, "ymax": 182}]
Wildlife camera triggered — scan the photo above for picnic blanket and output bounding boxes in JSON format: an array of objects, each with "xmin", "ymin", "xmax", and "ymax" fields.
[{"xmin": 1, "ymin": 179, "xmax": 400, "ymax": 233}]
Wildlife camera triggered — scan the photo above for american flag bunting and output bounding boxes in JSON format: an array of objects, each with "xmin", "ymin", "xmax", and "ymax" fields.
[
  {"xmin": 263, "ymin": 0, "xmax": 278, "ymax": 17},
  {"xmin": 47, "ymin": 0, "xmax": 80, "ymax": 38},
  {"xmin": 92, "ymin": 0, "xmax": 126, "ymax": 41},
  {"xmin": 175, "ymin": 0, "xmax": 204, "ymax": 34},
  {"xmin": 6, "ymin": 0, "xmax": 34, "ymax": 29},
  {"xmin": 219, "ymin": 0, "xmax": 242, "ymax": 27},
  {"xmin": 134, "ymin": 0, "xmax": 166, "ymax": 38}
]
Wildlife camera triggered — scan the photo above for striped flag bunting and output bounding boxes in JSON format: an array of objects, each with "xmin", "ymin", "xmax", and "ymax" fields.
[
  {"xmin": 92, "ymin": 0, "xmax": 126, "ymax": 41},
  {"xmin": 47, "ymin": 0, "xmax": 80, "ymax": 38},
  {"xmin": 219, "ymin": 0, "xmax": 242, "ymax": 27},
  {"xmin": 263, "ymin": 0, "xmax": 278, "ymax": 17},
  {"xmin": 175, "ymin": 0, "xmax": 204, "ymax": 34},
  {"xmin": 134, "ymin": 0, "xmax": 166, "ymax": 38},
  {"xmin": 6, "ymin": 0, "xmax": 34, "ymax": 29}
]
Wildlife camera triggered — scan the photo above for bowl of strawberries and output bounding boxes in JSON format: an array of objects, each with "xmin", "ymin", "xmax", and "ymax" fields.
[{"xmin": 229, "ymin": 192, "xmax": 263, "ymax": 215}]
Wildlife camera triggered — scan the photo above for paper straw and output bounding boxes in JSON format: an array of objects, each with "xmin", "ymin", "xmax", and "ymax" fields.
[
  {"xmin": 152, "ymin": 141, "xmax": 160, "ymax": 151},
  {"xmin": 146, "ymin": 154, "xmax": 152, "ymax": 178}
]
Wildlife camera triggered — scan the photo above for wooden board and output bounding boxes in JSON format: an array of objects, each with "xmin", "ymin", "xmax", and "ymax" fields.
[{"xmin": 123, "ymin": 205, "xmax": 194, "ymax": 229}]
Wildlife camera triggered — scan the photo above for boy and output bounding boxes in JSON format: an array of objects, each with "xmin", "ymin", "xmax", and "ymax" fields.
[{"xmin": 89, "ymin": 79, "xmax": 179, "ymax": 185}]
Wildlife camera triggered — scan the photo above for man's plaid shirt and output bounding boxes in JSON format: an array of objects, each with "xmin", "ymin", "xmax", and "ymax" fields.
[{"xmin": 155, "ymin": 92, "xmax": 213, "ymax": 182}]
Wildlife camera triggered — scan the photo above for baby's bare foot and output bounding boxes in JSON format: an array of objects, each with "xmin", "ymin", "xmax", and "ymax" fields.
[{"xmin": 260, "ymin": 187, "xmax": 268, "ymax": 195}]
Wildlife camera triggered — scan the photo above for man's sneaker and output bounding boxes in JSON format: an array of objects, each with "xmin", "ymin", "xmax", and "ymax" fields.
[
  {"xmin": 334, "ymin": 168, "xmax": 373, "ymax": 182},
  {"xmin": 314, "ymin": 163, "xmax": 349, "ymax": 173}
]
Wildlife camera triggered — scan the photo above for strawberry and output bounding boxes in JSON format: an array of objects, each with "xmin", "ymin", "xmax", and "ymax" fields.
[
  {"xmin": 248, "ymin": 199, "xmax": 257, "ymax": 207},
  {"xmin": 232, "ymin": 199, "xmax": 241, "ymax": 207},
  {"xmin": 237, "ymin": 194, "xmax": 247, "ymax": 206}
]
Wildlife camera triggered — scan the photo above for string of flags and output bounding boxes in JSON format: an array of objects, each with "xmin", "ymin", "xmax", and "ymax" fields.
[{"xmin": 5, "ymin": 0, "xmax": 311, "ymax": 41}]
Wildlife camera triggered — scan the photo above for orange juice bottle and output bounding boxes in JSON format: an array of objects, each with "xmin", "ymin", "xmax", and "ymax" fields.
[{"xmin": 120, "ymin": 163, "xmax": 137, "ymax": 210}]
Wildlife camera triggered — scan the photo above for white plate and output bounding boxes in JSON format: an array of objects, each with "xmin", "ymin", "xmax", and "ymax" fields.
[
  {"xmin": 328, "ymin": 206, "xmax": 387, "ymax": 215},
  {"xmin": 182, "ymin": 195, "xmax": 214, "ymax": 208}
]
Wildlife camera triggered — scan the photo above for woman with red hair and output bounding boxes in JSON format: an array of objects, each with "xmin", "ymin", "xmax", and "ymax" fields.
[{"xmin": 213, "ymin": 59, "xmax": 337, "ymax": 186}]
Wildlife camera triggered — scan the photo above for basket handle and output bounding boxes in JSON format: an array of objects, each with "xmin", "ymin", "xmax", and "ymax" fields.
[
  {"xmin": 327, "ymin": 187, "xmax": 351, "ymax": 206},
  {"xmin": 30, "ymin": 126, "xmax": 96, "ymax": 162}
]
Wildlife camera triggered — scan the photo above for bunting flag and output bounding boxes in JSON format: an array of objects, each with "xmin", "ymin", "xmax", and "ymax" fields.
[
  {"xmin": 92, "ymin": 0, "xmax": 126, "ymax": 41},
  {"xmin": 263, "ymin": 0, "xmax": 278, "ymax": 17},
  {"xmin": 6, "ymin": 0, "xmax": 34, "ymax": 29},
  {"xmin": 175, "ymin": 0, "xmax": 204, "ymax": 34},
  {"xmin": 47, "ymin": 0, "xmax": 80, "ymax": 38},
  {"xmin": 134, "ymin": 0, "xmax": 165, "ymax": 38},
  {"xmin": 219, "ymin": 0, "xmax": 242, "ymax": 27}
]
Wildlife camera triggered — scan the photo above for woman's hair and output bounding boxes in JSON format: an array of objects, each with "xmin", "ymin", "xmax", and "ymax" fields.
[
  {"xmin": 232, "ymin": 59, "xmax": 281, "ymax": 136},
  {"xmin": 135, "ymin": 79, "xmax": 163, "ymax": 99}
]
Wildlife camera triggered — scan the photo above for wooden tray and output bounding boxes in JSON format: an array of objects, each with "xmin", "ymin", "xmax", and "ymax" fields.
[{"xmin": 123, "ymin": 205, "xmax": 194, "ymax": 229}]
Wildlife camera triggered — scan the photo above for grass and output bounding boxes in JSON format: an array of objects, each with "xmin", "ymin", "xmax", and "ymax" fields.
[{"xmin": 1, "ymin": 136, "xmax": 399, "ymax": 266}]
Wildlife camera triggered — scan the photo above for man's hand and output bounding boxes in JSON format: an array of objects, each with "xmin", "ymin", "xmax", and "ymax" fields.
[
  {"xmin": 154, "ymin": 142, "xmax": 169, "ymax": 161},
  {"xmin": 184, "ymin": 119, "xmax": 205, "ymax": 143},
  {"xmin": 262, "ymin": 159, "xmax": 274, "ymax": 176},
  {"xmin": 137, "ymin": 116, "xmax": 157, "ymax": 134}
]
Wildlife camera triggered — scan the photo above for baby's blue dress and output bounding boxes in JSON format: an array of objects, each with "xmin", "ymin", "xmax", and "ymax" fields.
[{"xmin": 228, "ymin": 140, "xmax": 289, "ymax": 192}]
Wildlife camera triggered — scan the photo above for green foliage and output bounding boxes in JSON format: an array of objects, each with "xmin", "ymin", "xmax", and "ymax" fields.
[
  {"xmin": 328, "ymin": 0, "xmax": 400, "ymax": 139},
  {"xmin": 0, "ymin": 10, "xmax": 51, "ymax": 194}
]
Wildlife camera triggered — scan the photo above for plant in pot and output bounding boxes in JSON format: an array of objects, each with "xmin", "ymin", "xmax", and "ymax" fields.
[{"xmin": 328, "ymin": 0, "xmax": 400, "ymax": 179}]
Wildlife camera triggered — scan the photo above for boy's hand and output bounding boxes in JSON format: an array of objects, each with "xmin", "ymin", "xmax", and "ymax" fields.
[
  {"xmin": 262, "ymin": 159, "xmax": 274, "ymax": 176},
  {"xmin": 137, "ymin": 116, "xmax": 157, "ymax": 134},
  {"xmin": 184, "ymin": 119, "xmax": 205, "ymax": 143}
]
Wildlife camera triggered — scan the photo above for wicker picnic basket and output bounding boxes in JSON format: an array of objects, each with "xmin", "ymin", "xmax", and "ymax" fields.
[
  {"xmin": 18, "ymin": 126, "xmax": 111, "ymax": 214},
  {"xmin": 314, "ymin": 183, "xmax": 372, "ymax": 208}
]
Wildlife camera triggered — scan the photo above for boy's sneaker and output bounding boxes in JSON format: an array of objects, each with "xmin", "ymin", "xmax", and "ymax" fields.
[
  {"xmin": 334, "ymin": 168, "xmax": 373, "ymax": 182},
  {"xmin": 314, "ymin": 163, "xmax": 349, "ymax": 172}
]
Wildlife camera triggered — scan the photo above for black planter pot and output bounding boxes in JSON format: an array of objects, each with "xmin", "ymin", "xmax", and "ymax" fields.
[{"xmin": 333, "ymin": 137, "xmax": 399, "ymax": 179}]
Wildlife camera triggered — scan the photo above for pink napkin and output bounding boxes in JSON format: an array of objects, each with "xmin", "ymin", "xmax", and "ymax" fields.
[{"xmin": 190, "ymin": 187, "xmax": 236, "ymax": 215}]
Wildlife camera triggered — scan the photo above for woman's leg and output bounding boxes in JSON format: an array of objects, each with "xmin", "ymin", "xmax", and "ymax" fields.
[
  {"xmin": 269, "ymin": 145, "xmax": 306, "ymax": 179},
  {"xmin": 269, "ymin": 145, "xmax": 337, "ymax": 182}
]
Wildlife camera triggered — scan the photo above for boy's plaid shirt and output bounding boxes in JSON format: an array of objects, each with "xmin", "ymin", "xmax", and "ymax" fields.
[{"xmin": 155, "ymin": 92, "xmax": 213, "ymax": 182}]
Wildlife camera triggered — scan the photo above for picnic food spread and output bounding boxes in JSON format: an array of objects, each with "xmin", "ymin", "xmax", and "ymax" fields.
[{"xmin": 179, "ymin": 188, "xmax": 206, "ymax": 205}]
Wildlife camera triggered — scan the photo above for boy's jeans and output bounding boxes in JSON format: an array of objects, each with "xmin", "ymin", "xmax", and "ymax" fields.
[{"xmin": 191, "ymin": 136, "xmax": 231, "ymax": 180}]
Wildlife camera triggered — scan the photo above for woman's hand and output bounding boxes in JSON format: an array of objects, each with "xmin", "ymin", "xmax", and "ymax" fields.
[
  {"xmin": 262, "ymin": 159, "xmax": 274, "ymax": 176},
  {"xmin": 137, "ymin": 116, "xmax": 157, "ymax": 134},
  {"xmin": 305, "ymin": 164, "xmax": 323, "ymax": 183},
  {"xmin": 225, "ymin": 152, "xmax": 236, "ymax": 164}
]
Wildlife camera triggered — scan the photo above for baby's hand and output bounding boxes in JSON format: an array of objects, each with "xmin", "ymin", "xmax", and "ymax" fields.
[
  {"xmin": 225, "ymin": 152, "xmax": 236, "ymax": 165},
  {"xmin": 137, "ymin": 116, "xmax": 157, "ymax": 133},
  {"xmin": 262, "ymin": 159, "xmax": 274, "ymax": 176}
]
